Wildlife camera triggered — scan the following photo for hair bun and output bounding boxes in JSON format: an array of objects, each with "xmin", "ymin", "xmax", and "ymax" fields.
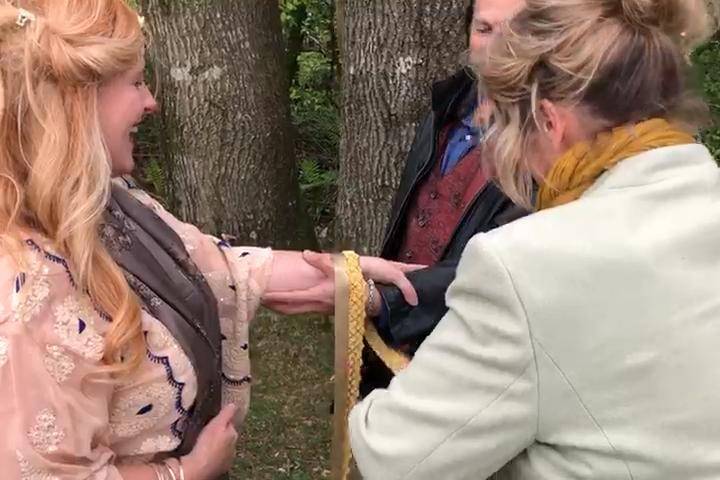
[{"xmin": 613, "ymin": 0, "xmax": 717, "ymax": 48}]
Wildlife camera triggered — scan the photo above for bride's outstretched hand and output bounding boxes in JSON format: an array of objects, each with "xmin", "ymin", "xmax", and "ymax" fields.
[{"xmin": 262, "ymin": 251, "xmax": 425, "ymax": 315}]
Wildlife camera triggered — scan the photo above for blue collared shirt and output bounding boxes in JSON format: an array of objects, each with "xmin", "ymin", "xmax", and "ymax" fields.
[{"xmin": 439, "ymin": 102, "xmax": 482, "ymax": 176}]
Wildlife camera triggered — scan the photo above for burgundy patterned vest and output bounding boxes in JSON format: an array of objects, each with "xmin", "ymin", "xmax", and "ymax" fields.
[{"xmin": 397, "ymin": 124, "xmax": 488, "ymax": 266}]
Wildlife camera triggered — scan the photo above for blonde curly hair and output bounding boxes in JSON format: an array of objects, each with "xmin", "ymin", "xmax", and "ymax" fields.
[{"xmin": 0, "ymin": 0, "xmax": 146, "ymax": 375}]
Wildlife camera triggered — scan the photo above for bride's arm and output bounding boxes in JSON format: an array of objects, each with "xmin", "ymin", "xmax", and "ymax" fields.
[
  {"xmin": 263, "ymin": 251, "xmax": 425, "ymax": 314},
  {"xmin": 265, "ymin": 250, "xmax": 327, "ymax": 293},
  {"xmin": 116, "ymin": 185, "xmax": 420, "ymax": 314}
]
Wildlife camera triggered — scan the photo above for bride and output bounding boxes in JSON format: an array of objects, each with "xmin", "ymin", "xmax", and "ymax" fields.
[{"xmin": 0, "ymin": 1, "xmax": 420, "ymax": 479}]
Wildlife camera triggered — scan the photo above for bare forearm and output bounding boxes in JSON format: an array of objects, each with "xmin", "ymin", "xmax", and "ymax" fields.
[
  {"xmin": 117, "ymin": 460, "xmax": 198, "ymax": 480},
  {"xmin": 116, "ymin": 464, "xmax": 157, "ymax": 479},
  {"xmin": 266, "ymin": 250, "xmax": 326, "ymax": 294}
]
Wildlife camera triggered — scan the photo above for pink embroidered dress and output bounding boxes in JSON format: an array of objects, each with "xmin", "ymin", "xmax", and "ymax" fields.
[{"xmin": 0, "ymin": 184, "xmax": 273, "ymax": 479}]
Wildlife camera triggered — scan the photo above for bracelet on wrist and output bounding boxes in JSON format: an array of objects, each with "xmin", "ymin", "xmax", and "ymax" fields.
[{"xmin": 366, "ymin": 278, "xmax": 377, "ymax": 315}]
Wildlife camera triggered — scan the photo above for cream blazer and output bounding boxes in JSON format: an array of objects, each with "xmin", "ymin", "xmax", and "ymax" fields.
[{"xmin": 350, "ymin": 144, "xmax": 720, "ymax": 479}]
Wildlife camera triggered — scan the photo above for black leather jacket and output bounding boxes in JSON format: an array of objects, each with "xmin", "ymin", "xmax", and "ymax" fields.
[{"xmin": 375, "ymin": 68, "xmax": 527, "ymax": 351}]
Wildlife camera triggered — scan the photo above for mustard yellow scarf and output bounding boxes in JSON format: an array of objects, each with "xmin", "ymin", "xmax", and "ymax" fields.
[{"xmin": 537, "ymin": 118, "xmax": 695, "ymax": 211}]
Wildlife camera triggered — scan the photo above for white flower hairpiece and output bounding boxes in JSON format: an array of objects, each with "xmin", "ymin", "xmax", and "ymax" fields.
[{"xmin": 16, "ymin": 8, "xmax": 36, "ymax": 28}]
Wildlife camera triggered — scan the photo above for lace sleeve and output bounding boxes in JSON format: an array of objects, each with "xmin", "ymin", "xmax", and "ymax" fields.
[{"xmin": 119, "ymin": 182, "xmax": 275, "ymax": 422}]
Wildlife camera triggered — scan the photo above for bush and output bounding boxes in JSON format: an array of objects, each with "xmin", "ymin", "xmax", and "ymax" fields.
[
  {"xmin": 282, "ymin": 0, "xmax": 339, "ymax": 246},
  {"xmin": 695, "ymin": 39, "xmax": 720, "ymax": 158}
]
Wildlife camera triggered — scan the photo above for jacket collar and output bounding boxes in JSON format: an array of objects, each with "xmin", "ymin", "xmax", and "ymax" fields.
[
  {"xmin": 431, "ymin": 68, "xmax": 477, "ymax": 120},
  {"xmin": 585, "ymin": 144, "xmax": 715, "ymax": 195}
]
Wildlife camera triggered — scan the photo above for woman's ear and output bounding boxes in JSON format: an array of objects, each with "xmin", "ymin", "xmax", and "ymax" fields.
[{"xmin": 538, "ymin": 99, "xmax": 567, "ymax": 150}]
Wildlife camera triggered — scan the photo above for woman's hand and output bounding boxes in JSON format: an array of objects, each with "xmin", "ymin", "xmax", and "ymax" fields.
[
  {"xmin": 181, "ymin": 403, "xmax": 239, "ymax": 480},
  {"xmin": 359, "ymin": 255, "xmax": 425, "ymax": 305},
  {"xmin": 262, "ymin": 251, "xmax": 425, "ymax": 316}
]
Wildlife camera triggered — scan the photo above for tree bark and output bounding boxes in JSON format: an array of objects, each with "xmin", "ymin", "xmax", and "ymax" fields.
[
  {"xmin": 334, "ymin": 1, "xmax": 468, "ymax": 254},
  {"xmin": 139, "ymin": 0, "xmax": 315, "ymax": 248}
]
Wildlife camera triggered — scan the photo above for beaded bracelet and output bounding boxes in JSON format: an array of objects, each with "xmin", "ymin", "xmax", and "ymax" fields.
[
  {"xmin": 150, "ymin": 463, "xmax": 165, "ymax": 480},
  {"xmin": 151, "ymin": 458, "xmax": 185, "ymax": 480},
  {"xmin": 165, "ymin": 457, "xmax": 186, "ymax": 480},
  {"xmin": 365, "ymin": 278, "xmax": 376, "ymax": 315},
  {"xmin": 165, "ymin": 461, "xmax": 177, "ymax": 480}
]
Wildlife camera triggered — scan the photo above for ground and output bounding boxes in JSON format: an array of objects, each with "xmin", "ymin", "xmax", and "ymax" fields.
[{"xmin": 231, "ymin": 311, "xmax": 334, "ymax": 479}]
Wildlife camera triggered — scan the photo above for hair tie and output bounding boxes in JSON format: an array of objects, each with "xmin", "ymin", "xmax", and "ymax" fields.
[{"xmin": 16, "ymin": 8, "xmax": 35, "ymax": 28}]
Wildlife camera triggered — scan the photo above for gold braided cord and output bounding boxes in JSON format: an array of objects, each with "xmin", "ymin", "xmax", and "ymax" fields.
[
  {"xmin": 364, "ymin": 322, "xmax": 410, "ymax": 374},
  {"xmin": 331, "ymin": 251, "xmax": 411, "ymax": 479},
  {"xmin": 331, "ymin": 251, "xmax": 366, "ymax": 480}
]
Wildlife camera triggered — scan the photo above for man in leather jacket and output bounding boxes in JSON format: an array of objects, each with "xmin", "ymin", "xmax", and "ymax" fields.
[{"xmin": 362, "ymin": 0, "xmax": 527, "ymax": 396}]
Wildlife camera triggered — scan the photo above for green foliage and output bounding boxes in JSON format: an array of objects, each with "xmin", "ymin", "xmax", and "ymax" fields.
[
  {"xmin": 295, "ymin": 51, "xmax": 333, "ymax": 90},
  {"xmin": 291, "ymin": 51, "xmax": 338, "ymax": 174},
  {"xmin": 694, "ymin": 39, "xmax": 720, "ymax": 158},
  {"xmin": 299, "ymin": 158, "xmax": 337, "ymax": 191},
  {"xmin": 141, "ymin": 158, "xmax": 167, "ymax": 197},
  {"xmin": 281, "ymin": 0, "xmax": 334, "ymax": 53},
  {"xmin": 132, "ymin": 60, "xmax": 168, "ymax": 199},
  {"xmin": 282, "ymin": 0, "xmax": 339, "ymax": 245}
]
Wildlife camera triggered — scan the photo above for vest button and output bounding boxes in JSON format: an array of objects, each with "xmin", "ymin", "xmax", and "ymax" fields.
[
  {"xmin": 429, "ymin": 191, "xmax": 439, "ymax": 200},
  {"xmin": 405, "ymin": 251, "xmax": 414, "ymax": 260},
  {"xmin": 417, "ymin": 210, "xmax": 430, "ymax": 227}
]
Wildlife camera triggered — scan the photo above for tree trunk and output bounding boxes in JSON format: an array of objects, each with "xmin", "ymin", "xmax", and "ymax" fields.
[
  {"xmin": 139, "ymin": 0, "xmax": 315, "ymax": 249},
  {"xmin": 334, "ymin": 1, "xmax": 468, "ymax": 254}
]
